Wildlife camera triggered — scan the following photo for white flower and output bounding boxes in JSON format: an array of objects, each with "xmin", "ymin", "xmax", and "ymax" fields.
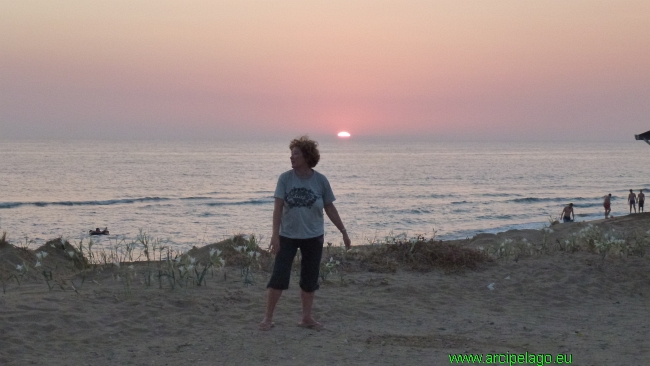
[
  {"xmin": 248, "ymin": 251, "xmax": 255, "ymax": 258},
  {"xmin": 67, "ymin": 251, "xmax": 75, "ymax": 258},
  {"xmin": 219, "ymin": 258, "xmax": 225, "ymax": 266},
  {"xmin": 190, "ymin": 256, "xmax": 196, "ymax": 264},
  {"xmin": 255, "ymin": 252, "xmax": 260, "ymax": 259},
  {"xmin": 187, "ymin": 264, "xmax": 195, "ymax": 272},
  {"xmin": 128, "ymin": 265, "xmax": 134, "ymax": 270},
  {"xmin": 41, "ymin": 252, "xmax": 48, "ymax": 258},
  {"xmin": 16, "ymin": 264, "xmax": 23, "ymax": 271},
  {"xmin": 487, "ymin": 283, "xmax": 495, "ymax": 290},
  {"xmin": 209, "ymin": 248, "xmax": 217, "ymax": 257},
  {"xmin": 36, "ymin": 252, "xmax": 43, "ymax": 259},
  {"xmin": 114, "ymin": 261, "xmax": 120, "ymax": 268},
  {"xmin": 35, "ymin": 261, "xmax": 42, "ymax": 267}
]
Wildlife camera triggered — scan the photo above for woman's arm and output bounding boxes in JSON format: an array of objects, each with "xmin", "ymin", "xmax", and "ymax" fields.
[
  {"xmin": 324, "ymin": 203, "xmax": 351, "ymax": 249},
  {"xmin": 270, "ymin": 198, "xmax": 284, "ymax": 254}
]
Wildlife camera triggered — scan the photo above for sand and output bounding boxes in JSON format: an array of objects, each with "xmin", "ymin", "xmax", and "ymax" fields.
[{"xmin": 1, "ymin": 215, "xmax": 649, "ymax": 365}]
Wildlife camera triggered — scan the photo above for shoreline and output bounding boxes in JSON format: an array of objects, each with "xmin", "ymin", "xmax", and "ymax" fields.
[{"xmin": 1, "ymin": 214, "xmax": 649, "ymax": 364}]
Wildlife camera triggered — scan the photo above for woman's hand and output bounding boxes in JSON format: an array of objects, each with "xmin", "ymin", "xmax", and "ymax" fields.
[
  {"xmin": 270, "ymin": 198, "xmax": 283, "ymax": 255},
  {"xmin": 269, "ymin": 235, "xmax": 280, "ymax": 255},
  {"xmin": 342, "ymin": 232, "xmax": 351, "ymax": 250}
]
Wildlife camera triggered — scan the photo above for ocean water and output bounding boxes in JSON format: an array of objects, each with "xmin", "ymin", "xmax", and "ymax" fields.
[{"xmin": 0, "ymin": 139, "xmax": 648, "ymax": 251}]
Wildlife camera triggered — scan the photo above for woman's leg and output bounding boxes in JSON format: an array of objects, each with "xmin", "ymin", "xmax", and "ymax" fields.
[
  {"xmin": 300, "ymin": 289, "xmax": 319, "ymax": 326},
  {"xmin": 260, "ymin": 236, "xmax": 298, "ymax": 330},
  {"xmin": 297, "ymin": 236, "xmax": 324, "ymax": 328},
  {"xmin": 260, "ymin": 288, "xmax": 283, "ymax": 330}
]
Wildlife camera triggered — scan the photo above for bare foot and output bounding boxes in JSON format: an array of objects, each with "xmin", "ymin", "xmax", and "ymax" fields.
[
  {"xmin": 298, "ymin": 318, "xmax": 324, "ymax": 330},
  {"xmin": 258, "ymin": 319, "xmax": 274, "ymax": 331}
]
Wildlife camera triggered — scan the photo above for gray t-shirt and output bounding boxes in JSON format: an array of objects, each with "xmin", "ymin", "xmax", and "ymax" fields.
[{"xmin": 274, "ymin": 170, "xmax": 336, "ymax": 239}]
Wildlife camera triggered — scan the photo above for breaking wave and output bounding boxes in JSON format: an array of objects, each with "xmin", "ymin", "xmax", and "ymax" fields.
[{"xmin": 0, "ymin": 197, "xmax": 169, "ymax": 209}]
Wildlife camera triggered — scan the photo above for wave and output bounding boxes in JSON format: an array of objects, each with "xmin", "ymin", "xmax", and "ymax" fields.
[
  {"xmin": 0, "ymin": 202, "xmax": 23, "ymax": 209},
  {"xmin": 416, "ymin": 193, "xmax": 455, "ymax": 199},
  {"xmin": 0, "ymin": 197, "xmax": 169, "ymax": 209},
  {"xmin": 481, "ymin": 193, "xmax": 521, "ymax": 197},
  {"xmin": 205, "ymin": 198, "xmax": 273, "ymax": 207},
  {"xmin": 510, "ymin": 197, "xmax": 591, "ymax": 204},
  {"xmin": 394, "ymin": 208, "xmax": 433, "ymax": 214},
  {"xmin": 476, "ymin": 214, "xmax": 514, "ymax": 220},
  {"xmin": 573, "ymin": 202, "xmax": 606, "ymax": 209},
  {"xmin": 0, "ymin": 195, "xmax": 279, "ymax": 210}
]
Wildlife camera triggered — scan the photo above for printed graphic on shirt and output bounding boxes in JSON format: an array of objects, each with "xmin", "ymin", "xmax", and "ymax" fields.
[{"xmin": 285, "ymin": 187, "xmax": 318, "ymax": 209}]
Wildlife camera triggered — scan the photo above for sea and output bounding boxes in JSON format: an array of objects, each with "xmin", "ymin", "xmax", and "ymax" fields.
[{"xmin": 0, "ymin": 139, "xmax": 648, "ymax": 251}]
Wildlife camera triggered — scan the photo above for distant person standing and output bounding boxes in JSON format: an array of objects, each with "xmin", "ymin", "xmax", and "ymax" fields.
[
  {"xmin": 561, "ymin": 203, "xmax": 574, "ymax": 223},
  {"xmin": 628, "ymin": 189, "xmax": 637, "ymax": 214},
  {"xmin": 603, "ymin": 194, "xmax": 612, "ymax": 218},
  {"xmin": 638, "ymin": 189, "xmax": 645, "ymax": 213}
]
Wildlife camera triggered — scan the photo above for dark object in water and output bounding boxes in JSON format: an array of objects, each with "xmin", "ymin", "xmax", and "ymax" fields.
[
  {"xmin": 89, "ymin": 227, "xmax": 109, "ymax": 236},
  {"xmin": 634, "ymin": 130, "xmax": 650, "ymax": 145}
]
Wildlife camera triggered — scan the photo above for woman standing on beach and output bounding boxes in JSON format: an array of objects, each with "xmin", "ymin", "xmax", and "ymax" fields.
[{"xmin": 259, "ymin": 136, "xmax": 351, "ymax": 331}]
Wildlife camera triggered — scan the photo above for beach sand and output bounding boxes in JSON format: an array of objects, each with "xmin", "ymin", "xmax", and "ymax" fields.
[{"xmin": 1, "ymin": 215, "xmax": 649, "ymax": 365}]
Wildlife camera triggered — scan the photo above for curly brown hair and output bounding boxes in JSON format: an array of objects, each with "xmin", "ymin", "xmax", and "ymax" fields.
[{"xmin": 289, "ymin": 136, "xmax": 320, "ymax": 168}]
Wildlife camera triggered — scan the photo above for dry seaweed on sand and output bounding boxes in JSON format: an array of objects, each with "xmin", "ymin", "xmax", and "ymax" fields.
[{"xmin": 328, "ymin": 239, "xmax": 490, "ymax": 273}]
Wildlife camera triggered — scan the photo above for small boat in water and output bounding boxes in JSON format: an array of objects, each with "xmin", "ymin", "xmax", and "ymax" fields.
[{"xmin": 89, "ymin": 227, "xmax": 109, "ymax": 236}]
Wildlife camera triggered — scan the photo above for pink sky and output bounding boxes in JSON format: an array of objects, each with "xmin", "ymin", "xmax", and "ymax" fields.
[{"xmin": 1, "ymin": 1, "xmax": 649, "ymax": 141}]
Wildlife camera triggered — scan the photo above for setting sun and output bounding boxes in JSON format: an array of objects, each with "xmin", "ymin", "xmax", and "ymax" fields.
[{"xmin": 337, "ymin": 132, "xmax": 351, "ymax": 138}]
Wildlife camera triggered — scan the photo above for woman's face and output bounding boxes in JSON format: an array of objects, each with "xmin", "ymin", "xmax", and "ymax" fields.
[{"xmin": 290, "ymin": 147, "xmax": 308, "ymax": 169}]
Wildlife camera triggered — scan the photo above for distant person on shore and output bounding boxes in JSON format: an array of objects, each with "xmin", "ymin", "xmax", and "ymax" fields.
[
  {"xmin": 603, "ymin": 194, "xmax": 612, "ymax": 218},
  {"xmin": 259, "ymin": 136, "xmax": 351, "ymax": 332},
  {"xmin": 628, "ymin": 189, "xmax": 637, "ymax": 214},
  {"xmin": 561, "ymin": 203, "xmax": 574, "ymax": 223},
  {"xmin": 638, "ymin": 189, "xmax": 645, "ymax": 213}
]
